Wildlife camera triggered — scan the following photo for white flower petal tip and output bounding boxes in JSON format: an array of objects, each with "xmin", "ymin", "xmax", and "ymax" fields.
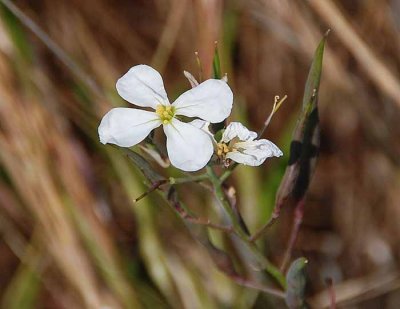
[
  {"xmin": 98, "ymin": 108, "xmax": 161, "ymax": 148},
  {"xmin": 173, "ymin": 79, "xmax": 233, "ymax": 123},
  {"xmin": 189, "ymin": 119, "xmax": 213, "ymax": 138},
  {"xmin": 116, "ymin": 65, "xmax": 169, "ymax": 108},
  {"xmin": 164, "ymin": 119, "xmax": 214, "ymax": 171},
  {"xmin": 226, "ymin": 139, "xmax": 283, "ymax": 166},
  {"xmin": 221, "ymin": 122, "xmax": 257, "ymax": 143},
  {"xmin": 218, "ymin": 122, "xmax": 283, "ymax": 167}
]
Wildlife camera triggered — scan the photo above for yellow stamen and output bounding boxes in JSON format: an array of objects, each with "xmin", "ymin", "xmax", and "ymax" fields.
[
  {"xmin": 156, "ymin": 104, "xmax": 175, "ymax": 124},
  {"xmin": 216, "ymin": 142, "xmax": 230, "ymax": 159}
]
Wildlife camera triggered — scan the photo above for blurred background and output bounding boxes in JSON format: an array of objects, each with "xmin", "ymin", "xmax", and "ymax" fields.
[{"xmin": 0, "ymin": 0, "xmax": 400, "ymax": 308}]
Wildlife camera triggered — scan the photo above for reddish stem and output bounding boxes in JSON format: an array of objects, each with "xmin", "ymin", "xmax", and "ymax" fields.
[
  {"xmin": 326, "ymin": 278, "xmax": 336, "ymax": 309},
  {"xmin": 280, "ymin": 198, "xmax": 305, "ymax": 271}
]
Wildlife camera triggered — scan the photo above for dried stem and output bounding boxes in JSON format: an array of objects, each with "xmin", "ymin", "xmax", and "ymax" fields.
[
  {"xmin": 133, "ymin": 180, "xmax": 168, "ymax": 203},
  {"xmin": 0, "ymin": 0, "xmax": 101, "ymax": 96},
  {"xmin": 308, "ymin": 0, "xmax": 400, "ymax": 107}
]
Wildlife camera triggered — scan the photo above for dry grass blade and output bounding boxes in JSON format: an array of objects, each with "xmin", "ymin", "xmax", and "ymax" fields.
[{"xmin": 308, "ymin": 0, "xmax": 400, "ymax": 106}]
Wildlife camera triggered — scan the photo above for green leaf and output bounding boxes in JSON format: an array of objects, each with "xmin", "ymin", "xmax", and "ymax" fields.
[
  {"xmin": 275, "ymin": 32, "xmax": 328, "ymax": 208},
  {"xmin": 211, "ymin": 44, "xmax": 226, "ymax": 132},
  {"xmin": 212, "ymin": 44, "xmax": 222, "ymax": 79},
  {"xmin": 285, "ymin": 258, "xmax": 308, "ymax": 309}
]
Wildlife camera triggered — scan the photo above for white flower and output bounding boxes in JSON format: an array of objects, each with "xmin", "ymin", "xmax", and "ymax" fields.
[
  {"xmin": 217, "ymin": 122, "xmax": 283, "ymax": 166},
  {"xmin": 98, "ymin": 65, "xmax": 233, "ymax": 171}
]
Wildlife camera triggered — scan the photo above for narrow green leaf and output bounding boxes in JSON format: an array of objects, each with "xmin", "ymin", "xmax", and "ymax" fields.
[
  {"xmin": 275, "ymin": 32, "xmax": 328, "ymax": 208},
  {"xmin": 211, "ymin": 43, "xmax": 225, "ymax": 132},
  {"xmin": 285, "ymin": 257, "xmax": 308, "ymax": 309},
  {"xmin": 302, "ymin": 31, "xmax": 329, "ymax": 109},
  {"xmin": 212, "ymin": 44, "xmax": 222, "ymax": 79}
]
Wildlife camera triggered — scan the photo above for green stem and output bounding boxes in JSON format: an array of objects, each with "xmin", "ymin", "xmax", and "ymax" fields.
[
  {"xmin": 206, "ymin": 166, "xmax": 286, "ymax": 288},
  {"xmin": 219, "ymin": 163, "xmax": 238, "ymax": 183},
  {"xmin": 170, "ymin": 174, "xmax": 209, "ymax": 185}
]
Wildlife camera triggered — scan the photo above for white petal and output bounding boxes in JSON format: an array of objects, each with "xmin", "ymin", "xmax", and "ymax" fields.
[
  {"xmin": 98, "ymin": 108, "xmax": 161, "ymax": 147},
  {"xmin": 164, "ymin": 119, "xmax": 213, "ymax": 171},
  {"xmin": 173, "ymin": 79, "xmax": 233, "ymax": 123},
  {"xmin": 189, "ymin": 119, "xmax": 213, "ymax": 136},
  {"xmin": 116, "ymin": 65, "xmax": 169, "ymax": 108},
  {"xmin": 227, "ymin": 139, "xmax": 283, "ymax": 166},
  {"xmin": 189, "ymin": 119, "xmax": 216, "ymax": 147},
  {"xmin": 221, "ymin": 122, "xmax": 257, "ymax": 143}
]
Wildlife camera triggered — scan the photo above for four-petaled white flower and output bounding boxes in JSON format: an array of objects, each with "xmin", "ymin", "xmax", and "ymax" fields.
[
  {"xmin": 98, "ymin": 65, "xmax": 233, "ymax": 171},
  {"xmin": 216, "ymin": 122, "xmax": 283, "ymax": 166}
]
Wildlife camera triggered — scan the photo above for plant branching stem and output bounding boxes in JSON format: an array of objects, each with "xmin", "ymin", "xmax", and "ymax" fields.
[
  {"xmin": 219, "ymin": 165, "xmax": 236, "ymax": 183},
  {"xmin": 133, "ymin": 180, "xmax": 168, "ymax": 203},
  {"xmin": 183, "ymin": 216, "xmax": 233, "ymax": 233},
  {"xmin": 280, "ymin": 198, "xmax": 305, "ymax": 271},
  {"xmin": 133, "ymin": 174, "xmax": 209, "ymax": 203},
  {"xmin": 233, "ymin": 276, "xmax": 286, "ymax": 299},
  {"xmin": 206, "ymin": 166, "xmax": 286, "ymax": 288},
  {"xmin": 249, "ymin": 200, "xmax": 284, "ymax": 242},
  {"xmin": 171, "ymin": 174, "xmax": 209, "ymax": 184}
]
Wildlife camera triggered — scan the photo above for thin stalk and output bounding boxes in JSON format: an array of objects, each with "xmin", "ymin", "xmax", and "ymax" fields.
[
  {"xmin": 249, "ymin": 199, "xmax": 284, "ymax": 243},
  {"xmin": 325, "ymin": 278, "xmax": 336, "ymax": 309},
  {"xmin": 232, "ymin": 276, "xmax": 286, "ymax": 299},
  {"xmin": 206, "ymin": 166, "xmax": 286, "ymax": 288},
  {"xmin": 280, "ymin": 199, "xmax": 305, "ymax": 271},
  {"xmin": 133, "ymin": 174, "xmax": 209, "ymax": 203},
  {"xmin": 170, "ymin": 174, "xmax": 209, "ymax": 184},
  {"xmin": 133, "ymin": 180, "xmax": 168, "ymax": 203},
  {"xmin": 258, "ymin": 95, "xmax": 287, "ymax": 138},
  {"xmin": 219, "ymin": 164, "xmax": 237, "ymax": 183}
]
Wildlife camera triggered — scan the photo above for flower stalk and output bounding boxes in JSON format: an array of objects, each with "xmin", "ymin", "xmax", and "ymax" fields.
[{"xmin": 206, "ymin": 166, "xmax": 286, "ymax": 288}]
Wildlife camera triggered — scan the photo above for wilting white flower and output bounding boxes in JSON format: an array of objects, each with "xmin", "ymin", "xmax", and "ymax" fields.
[
  {"xmin": 98, "ymin": 65, "xmax": 233, "ymax": 171},
  {"xmin": 217, "ymin": 122, "xmax": 283, "ymax": 166}
]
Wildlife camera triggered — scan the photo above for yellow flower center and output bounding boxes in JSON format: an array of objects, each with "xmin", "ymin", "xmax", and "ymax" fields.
[
  {"xmin": 156, "ymin": 104, "xmax": 175, "ymax": 125},
  {"xmin": 216, "ymin": 142, "xmax": 230, "ymax": 158}
]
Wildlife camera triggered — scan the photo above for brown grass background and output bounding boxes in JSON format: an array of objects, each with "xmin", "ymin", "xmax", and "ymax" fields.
[{"xmin": 0, "ymin": 0, "xmax": 400, "ymax": 308}]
